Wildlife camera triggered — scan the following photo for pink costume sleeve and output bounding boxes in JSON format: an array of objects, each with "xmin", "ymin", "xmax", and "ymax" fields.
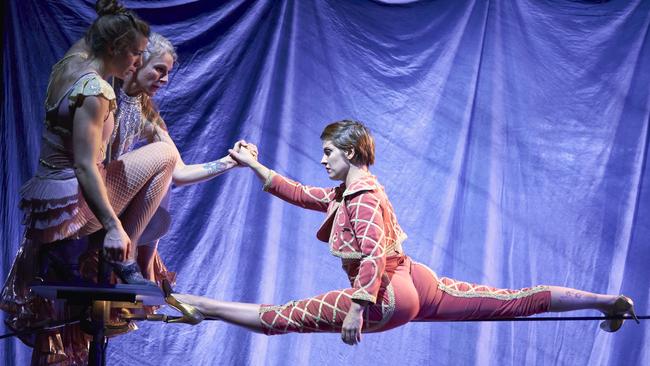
[
  {"xmin": 347, "ymin": 191, "xmax": 386, "ymax": 303},
  {"xmin": 263, "ymin": 170, "xmax": 335, "ymax": 212}
]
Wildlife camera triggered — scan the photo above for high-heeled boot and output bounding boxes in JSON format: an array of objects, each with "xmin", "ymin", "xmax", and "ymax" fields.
[
  {"xmin": 161, "ymin": 279, "xmax": 204, "ymax": 325},
  {"xmin": 600, "ymin": 295, "xmax": 640, "ymax": 332}
]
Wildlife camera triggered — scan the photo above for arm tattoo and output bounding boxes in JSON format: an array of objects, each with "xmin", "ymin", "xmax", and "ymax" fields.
[{"xmin": 203, "ymin": 160, "xmax": 227, "ymax": 175}]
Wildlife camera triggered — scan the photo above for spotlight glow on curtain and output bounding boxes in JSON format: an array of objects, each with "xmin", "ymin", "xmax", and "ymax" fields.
[{"xmin": 2, "ymin": 1, "xmax": 648, "ymax": 365}]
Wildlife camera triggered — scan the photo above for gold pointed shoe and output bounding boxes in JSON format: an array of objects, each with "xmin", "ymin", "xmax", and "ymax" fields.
[
  {"xmin": 162, "ymin": 280, "xmax": 204, "ymax": 325},
  {"xmin": 600, "ymin": 295, "xmax": 638, "ymax": 333}
]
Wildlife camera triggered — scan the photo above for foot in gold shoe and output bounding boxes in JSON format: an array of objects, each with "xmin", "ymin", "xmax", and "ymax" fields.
[
  {"xmin": 161, "ymin": 280, "xmax": 204, "ymax": 325},
  {"xmin": 600, "ymin": 295, "xmax": 639, "ymax": 333}
]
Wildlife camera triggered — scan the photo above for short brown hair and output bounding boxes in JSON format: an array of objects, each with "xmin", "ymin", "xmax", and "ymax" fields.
[
  {"xmin": 85, "ymin": 0, "xmax": 150, "ymax": 58},
  {"xmin": 320, "ymin": 120, "xmax": 375, "ymax": 166}
]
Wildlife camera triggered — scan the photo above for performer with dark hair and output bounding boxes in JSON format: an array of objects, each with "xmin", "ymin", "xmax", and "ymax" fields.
[
  {"xmin": 46, "ymin": 30, "xmax": 248, "ymax": 284},
  {"xmin": 172, "ymin": 120, "xmax": 639, "ymax": 345},
  {"xmin": 0, "ymin": 0, "xmax": 177, "ymax": 363}
]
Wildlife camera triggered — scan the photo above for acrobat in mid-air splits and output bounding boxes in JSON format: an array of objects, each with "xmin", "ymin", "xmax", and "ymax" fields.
[{"xmin": 171, "ymin": 120, "xmax": 639, "ymax": 345}]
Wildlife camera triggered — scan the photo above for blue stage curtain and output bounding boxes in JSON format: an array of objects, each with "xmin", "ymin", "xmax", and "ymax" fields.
[{"xmin": 2, "ymin": 1, "xmax": 648, "ymax": 365}]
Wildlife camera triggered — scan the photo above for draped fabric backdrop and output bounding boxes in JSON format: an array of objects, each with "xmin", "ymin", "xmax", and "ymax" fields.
[{"xmin": 2, "ymin": 0, "xmax": 649, "ymax": 365}]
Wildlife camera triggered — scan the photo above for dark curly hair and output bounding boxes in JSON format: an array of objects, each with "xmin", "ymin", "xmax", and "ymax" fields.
[{"xmin": 85, "ymin": 0, "xmax": 150, "ymax": 58}]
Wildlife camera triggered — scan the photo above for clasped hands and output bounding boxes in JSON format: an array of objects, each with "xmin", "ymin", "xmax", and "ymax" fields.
[{"xmin": 228, "ymin": 139, "xmax": 259, "ymax": 167}]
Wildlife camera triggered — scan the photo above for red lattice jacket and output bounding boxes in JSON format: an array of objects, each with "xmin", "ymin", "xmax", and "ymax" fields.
[{"xmin": 263, "ymin": 171, "xmax": 407, "ymax": 303}]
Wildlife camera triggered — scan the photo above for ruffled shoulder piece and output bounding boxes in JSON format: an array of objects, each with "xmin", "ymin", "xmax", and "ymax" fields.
[
  {"xmin": 52, "ymin": 52, "xmax": 89, "ymax": 70},
  {"xmin": 69, "ymin": 73, "xmax": 117, "ymax": 112},
  {"xmin": 343, "ymin": 175, "xmax": 379, "ymax": 197}
]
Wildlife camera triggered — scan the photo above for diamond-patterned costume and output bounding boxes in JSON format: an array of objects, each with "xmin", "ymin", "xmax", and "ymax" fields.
[{"xmin": 259, "ymin": 171, "xmax": 550, "ymax": 335}]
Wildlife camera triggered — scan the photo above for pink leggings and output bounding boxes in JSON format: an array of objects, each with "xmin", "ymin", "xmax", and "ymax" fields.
[{"xmin": 259, "ymin": 257, "xmax": 551, "ymax": 335}]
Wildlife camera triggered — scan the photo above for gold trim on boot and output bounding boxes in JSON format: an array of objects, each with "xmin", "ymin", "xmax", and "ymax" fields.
[{"xmin": 162, "ymin": 280, "xmax": 204, "ymax": 325}]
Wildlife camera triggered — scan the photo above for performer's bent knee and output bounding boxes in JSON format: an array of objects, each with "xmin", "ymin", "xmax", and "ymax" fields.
[{"xmin": 144, "ymin": 141, "xmax": 178, "ymax": 172}]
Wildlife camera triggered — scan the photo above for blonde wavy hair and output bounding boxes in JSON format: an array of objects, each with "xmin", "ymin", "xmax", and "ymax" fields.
[{"xmin": 140, "ymin": 32, "xmax": 177, "ymax": 129}]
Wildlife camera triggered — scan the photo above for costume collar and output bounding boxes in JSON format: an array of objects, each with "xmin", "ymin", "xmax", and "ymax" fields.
[
  {"xmin": 118, "ymin": 87, "xmax": 142, "ymax": 104},
  {"xmin": 342, "ymin": 174, "xmax": 378, "ymax": 197}
]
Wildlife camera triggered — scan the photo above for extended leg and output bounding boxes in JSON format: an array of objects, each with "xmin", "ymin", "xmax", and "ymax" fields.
[
  {"xmin": 172, "ymin": 294, "xmax": 265, "ymax": 333},
  {"xmin": 410, "ymin": 262, "xmax": 626, "ymax": 322},
  {"xmin": 547, "ymin": 286, "xmax": 616, "ymax": 313},
  {"xmin": 411, "ymin": 263, "xmax": 550, "ymax": 320},
  {"xmin": 173, "ymin": 287, "xmax": 392, "ymax": 335}
]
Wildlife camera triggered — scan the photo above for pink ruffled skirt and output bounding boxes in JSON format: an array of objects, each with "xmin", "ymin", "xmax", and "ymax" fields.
[
  {"xmin": 19, "ymin": 169, "xmax": 86, "ymax": 244},
  {"xmin": 2, "ymin": 168, "xmax": 175, "ymax": 365}
]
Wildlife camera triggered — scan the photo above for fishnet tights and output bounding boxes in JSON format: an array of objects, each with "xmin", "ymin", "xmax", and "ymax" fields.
[{"xmin": 76, "ymin": 142, "xmax": 177, "ymax": 260}]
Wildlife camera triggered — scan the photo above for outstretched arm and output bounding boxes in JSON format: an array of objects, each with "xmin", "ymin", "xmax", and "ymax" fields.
[
  {"xmin": 228, "ymin": 140, "xmax": 269, "ymax": 182},
  {"xmin": 143, "ymin": 121, "xmax": 240, "ymax": 186},
  {"xmin": 229, "ymin": 141, "xmax": 334, "ymax": 212},
  {"xmin": 172, "ymin": 158, "xmax": 238, "ymax": 186}
]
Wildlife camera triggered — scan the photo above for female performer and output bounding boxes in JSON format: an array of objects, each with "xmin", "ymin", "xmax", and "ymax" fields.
[
  {"xmin": 172, "ymin": 120, "xmax": 638, "ymax": 345},
  {"xmin": 1, "ymin": 1, "xmax": 176, "ymax": 363},
  {"xmin": 55, "ymin": 31, "xmax": 246, "ymax": 283},
  {"xmin": 110, "ymin": 32, "xmax": 244, "ymax": 281}
]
